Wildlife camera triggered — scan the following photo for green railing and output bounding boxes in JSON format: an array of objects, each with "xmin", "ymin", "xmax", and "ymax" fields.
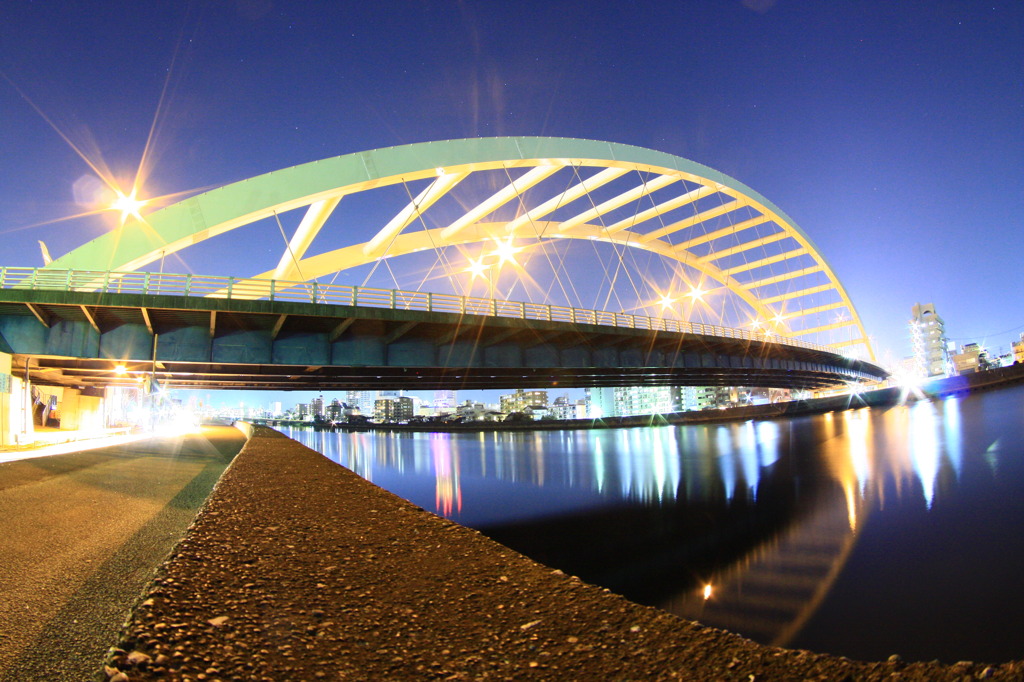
[{"xmin": 0, "ymin": 267, "xmax": 833, "ymax": 353}]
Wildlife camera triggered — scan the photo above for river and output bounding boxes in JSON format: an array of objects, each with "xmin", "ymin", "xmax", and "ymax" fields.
[{"xmin": 278, "ymin": 382, "xmax": 1024, "ymax": 664}]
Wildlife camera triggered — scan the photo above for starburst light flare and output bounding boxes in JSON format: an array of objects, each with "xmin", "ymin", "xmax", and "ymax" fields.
[{"xmin": 111, "ymin": 188, "xmax": 148, "ymax": 225}]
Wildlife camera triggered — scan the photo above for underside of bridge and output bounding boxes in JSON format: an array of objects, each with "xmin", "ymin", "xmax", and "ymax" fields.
[{"xmin": 0, "ymin": 288, "xmax": 886, "ymax": 392}]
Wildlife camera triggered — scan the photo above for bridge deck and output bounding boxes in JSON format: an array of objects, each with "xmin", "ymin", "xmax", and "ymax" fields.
[{"xmin": 0, "ymin": 270, "xmax": 888, "ymax": 391}]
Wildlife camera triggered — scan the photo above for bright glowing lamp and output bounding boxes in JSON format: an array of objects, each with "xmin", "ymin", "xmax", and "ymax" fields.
[
  {"xmin": 111, "ymin": 189, "xmax": 147, "ymax": 225},
  {"xmin": 465, "ymin": 257, "xmax": 489, "ymax": 280},
  {"xmin": 113, "ymin": 364, "xmax": 127, "ymax": 376},
  {"xmin": 491, "ymin": 238, "xmax": 521, "ymax": 266}
]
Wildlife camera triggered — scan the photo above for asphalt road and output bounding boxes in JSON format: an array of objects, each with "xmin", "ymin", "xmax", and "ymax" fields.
[{"xmin": 0, "ymin": 425, "xmax": 245, "ymax": 682}]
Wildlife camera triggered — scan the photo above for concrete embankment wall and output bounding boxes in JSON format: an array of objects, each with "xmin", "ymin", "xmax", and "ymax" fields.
[{"xmin": 104, "ymin": 425, "xmax": 1015, "ymax": 680}]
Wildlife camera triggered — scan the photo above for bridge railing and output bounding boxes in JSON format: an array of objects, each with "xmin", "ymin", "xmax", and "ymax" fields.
[{"xmin": 0, "ymin": 267, "xmax": 835, "ymax": 354}]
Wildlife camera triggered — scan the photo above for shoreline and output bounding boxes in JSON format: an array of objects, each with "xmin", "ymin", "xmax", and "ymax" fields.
[
  {"xmin": 264, "ymin": 362, "xmax": 1024, "ymax": 434},
  {"xmin": 105, "ymin": 424, "xmax": 1023, "ymax": 680}
]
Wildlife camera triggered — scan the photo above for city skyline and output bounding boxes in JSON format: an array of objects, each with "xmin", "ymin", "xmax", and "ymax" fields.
[{"xmin": 2, "ymin": 2, "xmax": 1021, "ymax": 374}]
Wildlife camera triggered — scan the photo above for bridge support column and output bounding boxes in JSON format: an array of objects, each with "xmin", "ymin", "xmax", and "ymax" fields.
[
  {"xmin": 0, "ymin": 352, "xmax": 10, "ymax": 447},
  {"xmin": 0, "ymin": 352, "xmax": 29, "ymax": 448},
  {"xmin": 56, "ymin": 387, "xmax": 104, "ymax": 432}
]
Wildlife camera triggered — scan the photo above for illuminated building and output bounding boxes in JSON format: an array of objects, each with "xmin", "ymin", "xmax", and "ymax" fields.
[
  {"xmin": 1013, "ymin": 334, "xmax": 1024, "ymax": 364},
  {"xmin": 551, "ymin": 395, "xmax": 586, "ymax": 420},
  {"xmin": 375, "ymin": 396, "xmax": 413, "ymax": 422},
  {"xmin": 909, "ymin": 303, "xmax": 950, "ymax": 377},
  {"xmin": 587, "ymin": 386, "xmax": 674, "ymax": 417},
  {"xmin": 434, "ymin": 390, "xmax": 457, "ymax": 411},
  {"xmin": 358, "ymin": 391, "xmax": 377, "ymax": 415},
  {"xmin": 310, "ymin": 397, "xmax": 324, "ymax": 417},
  {"xmin": 499, "ymin": 389, "xmax": 548, "ymax": 414}
]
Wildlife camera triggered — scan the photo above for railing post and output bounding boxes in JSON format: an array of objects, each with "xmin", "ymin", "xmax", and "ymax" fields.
[
  {"xmin": 185, "ymin": 273, "xmax": 192, "ymax": 297},
  {"xmin": 427, "ymin": 292, "xmax": 433, "ymax": 312},
  {"xmin": 227, "ymin": 276, "xmax": 235, "ymax": 299},
  {"xmin": 269, "ymin": 279, "xmax": 276, "ymax": 302},
  {"xmin": 391, "ymin": 289, "xmax": 396, "ymax": 309},
  {"xmin": 311, "ymin": 282, "xmax": 318, "ymax": 304},
  {"xmin": 492, "ymin": 297, "xmax": 498, "ymax": 317},
  {"xmin": 64, "ymin": 270, "xmax": 72, "ymax": 291},
  {"xmin": 547, "ymin": 304, "xmax": 552, "ymax": 321},
  {"xmin": 352, "ymin": 286, "xmax": 358, "ymax": 307},
  {"xmin": 521, "ymin": 301, "xmax": 526, "ymax": 319},
  {"xmin": 143, "ymin": 271, "xmax": 150, "ymax": 294}
]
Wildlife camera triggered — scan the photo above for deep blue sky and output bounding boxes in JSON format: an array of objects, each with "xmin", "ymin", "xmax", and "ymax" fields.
[{"xmin": 2, "ymin": 1, "xmax": 1022, "ymax": 407}]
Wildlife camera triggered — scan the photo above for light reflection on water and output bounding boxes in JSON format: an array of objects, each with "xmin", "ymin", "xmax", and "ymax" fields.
[
  {"xmin": 284, "ymin": 421, "xmax": 776, "ymax": 525},
  {"xmin": 280, "ymin": 384, "xmax": 1024, "ymax": 663}
]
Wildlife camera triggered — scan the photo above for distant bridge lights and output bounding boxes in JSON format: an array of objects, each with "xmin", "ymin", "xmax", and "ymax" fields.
[
  {"xmin": 491, "ymin": 237, "xmax": 521, "ymax": 266},
  {"xmin": 464, "ymin": 238, "xmax": 525, "ymax": 292}
]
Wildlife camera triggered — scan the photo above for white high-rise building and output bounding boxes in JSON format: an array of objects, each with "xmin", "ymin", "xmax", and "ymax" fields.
[
  {"xmin": 910, "ymin": 303, "xmax": 950, "ymax": 377},
  {"xmin": 433, "ymin": 390, "xmax": 457, "ymax": 411},
  {"xmin": 358, "ymin": 391, "xmax": 378, "ymax": 415},
  {"xmin": 586, "ymin": 386, "xmax": 674, "ymax": 418}
]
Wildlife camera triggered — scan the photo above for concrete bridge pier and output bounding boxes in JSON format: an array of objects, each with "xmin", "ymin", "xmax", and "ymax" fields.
[{"xmin": 0, "ymin": 350, "xmax": 106, "ymax": 449}]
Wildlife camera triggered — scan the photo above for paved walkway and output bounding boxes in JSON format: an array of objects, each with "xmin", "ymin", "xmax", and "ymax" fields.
[{"xmin": 0, "ymin": 425, "xmax": 245, "ymax": 682}]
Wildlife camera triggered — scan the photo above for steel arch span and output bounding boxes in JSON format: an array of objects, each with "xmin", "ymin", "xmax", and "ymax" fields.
[{"xmin": 48, "ymin": 137, "xmax": 875, "ymax": 360}]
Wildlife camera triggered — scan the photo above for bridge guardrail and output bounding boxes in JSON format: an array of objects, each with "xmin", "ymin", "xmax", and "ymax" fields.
[{"xmin": 0, "ymin": 267, "xmax": 839, "ymax": 355}]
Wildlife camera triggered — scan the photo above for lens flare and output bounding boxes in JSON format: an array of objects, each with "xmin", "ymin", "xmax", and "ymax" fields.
[{"xmin": 111, "ymin": 188, "xmax": 148, "ymax": 225}]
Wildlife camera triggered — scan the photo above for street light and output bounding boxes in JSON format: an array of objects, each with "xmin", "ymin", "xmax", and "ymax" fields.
[{"xmin": 110, "ymin": 188, "xmax": 146, "ymax": 225}]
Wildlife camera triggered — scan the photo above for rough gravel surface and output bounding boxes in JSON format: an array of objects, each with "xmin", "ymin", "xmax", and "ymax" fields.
[{"xmin": 106, "ymin": 427, "xmax": 1024, "ymax": 680}]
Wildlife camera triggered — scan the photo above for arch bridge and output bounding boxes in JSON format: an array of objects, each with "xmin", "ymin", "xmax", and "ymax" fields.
[{"xmin": 12, "ymin": 137, "xmax": 885, "ymax": 390}]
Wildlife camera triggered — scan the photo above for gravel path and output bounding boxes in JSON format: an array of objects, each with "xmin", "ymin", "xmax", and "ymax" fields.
[
  {"xmin": 0, "ymin": 426, "xmax": 244, "ymax": 682},
  {"xmin": 106, "ymin": 426, "xmax": 1024, "ymax": 680}
]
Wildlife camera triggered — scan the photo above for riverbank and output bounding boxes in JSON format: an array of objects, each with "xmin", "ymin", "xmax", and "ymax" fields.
[
  {"xmin": 105, "ymin": 425, "xmax": 1023, "ymax": 680},
  {"xmin": 264, "ymin": 362, "xmax": 1024, "ymax": 435}
]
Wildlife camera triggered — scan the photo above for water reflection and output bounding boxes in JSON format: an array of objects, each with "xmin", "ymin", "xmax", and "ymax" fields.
[
  {"xmin": 283, "ymin": 421, "xmax": 792, "ymax": 523},
  {"xmin": 281, "ymin": 384, "xmax": 1024, "ymax": 663}
]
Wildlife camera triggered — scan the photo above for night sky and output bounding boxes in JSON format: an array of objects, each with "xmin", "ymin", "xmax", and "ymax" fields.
[{"xmin": 1, "ymin": 1, "xmax": 1022, "ymax": 406}]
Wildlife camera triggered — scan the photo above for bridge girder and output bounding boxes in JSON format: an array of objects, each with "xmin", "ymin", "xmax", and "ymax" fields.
[{"xmin": 0, "ymin": 289, "xmax": 886, "ymax": 392}]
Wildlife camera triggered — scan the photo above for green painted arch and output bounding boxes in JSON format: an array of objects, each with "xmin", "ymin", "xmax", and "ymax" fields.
[
  {"xmin": 251, "ymin": 221, "xmax": 773, "ymax": 323},
  {"xmin": 47, "ymin": 136, "xmax": 874, "ymax": 359}
]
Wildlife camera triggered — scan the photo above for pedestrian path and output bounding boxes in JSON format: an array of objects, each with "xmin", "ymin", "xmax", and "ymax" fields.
[
  {"xmin": 0, "ymin": 427, "xmax": 150, "ymax": 463},
  {"xmin": 0, "ymin": 425, "xmax": 245, "ymax": 681}
]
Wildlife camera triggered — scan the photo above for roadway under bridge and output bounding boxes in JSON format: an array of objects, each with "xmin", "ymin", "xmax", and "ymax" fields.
[{"xmin": 0, "ymin": 277, "xmax": 887, "ymax": 392}]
